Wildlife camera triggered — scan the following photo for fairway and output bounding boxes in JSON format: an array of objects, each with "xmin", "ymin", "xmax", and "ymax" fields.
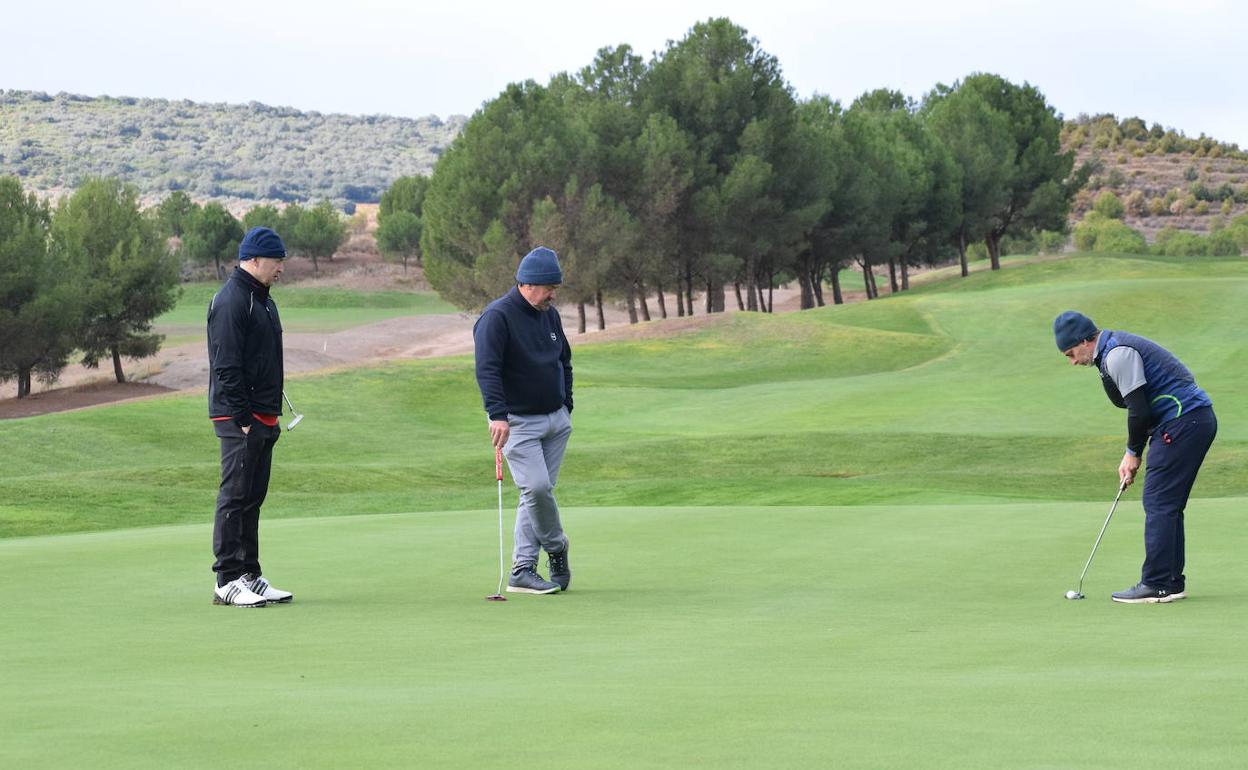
[
  {"xmin": 3, "ymin": 253, "xmax": 1248, "ymax": 767},
  {"xmin": 3, "ymin": 501, "xmax": 1247, "ymax": 768}
]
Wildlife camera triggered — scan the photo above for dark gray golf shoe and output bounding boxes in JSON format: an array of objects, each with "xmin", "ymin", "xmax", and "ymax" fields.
[
  {"xmin": 507, "ymin": 565, "xmax": 560, "ymax": 594},
  {"xmin": 1111, "ymin": 583, "xmax": 1178, "ymax": 603},
  {"xmin": 548, "ymin": 545, "xmax": 571, "ymax": 591}
]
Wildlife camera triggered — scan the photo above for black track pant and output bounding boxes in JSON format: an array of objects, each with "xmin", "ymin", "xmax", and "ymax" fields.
[{"xmin": 212, "ymin": 420, "xmax": 280, "ymax": 585}]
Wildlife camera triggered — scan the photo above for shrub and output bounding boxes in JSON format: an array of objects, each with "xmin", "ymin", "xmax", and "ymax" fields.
[
  {"xmin": 1073, "ymin": 212, "xmax": 1147, "ymax": 253},
  {"xmin": 1184, "ymin": 165, "xmax": 1199, "ymax": 181},
  {"xmin": 1221, "ymin": 198, "xmax": 1234, "ymax": 216},
  {"xmin": 1124, "ymin": 190, "xmax": 1146, "ymax": 216},
  {"xmin": 1093, "ymin": 190, "xmax": 1125, "ymax": 219},
  {"xmin": 1148, "ymin": 197, "xmax": 1167, "ymax": 217},
  {"xmin": 1207, "ymin": 230, "xmax": 1241, "ymax": 256},
  {"xmin": 1194, "ymin": 201, "xmax": 1210, "ymax": 215},
  {"xmin": 1036, "ymin": 230, "xmax": 1067, "ymax": 254},
  {"xmin": 1153, "ymin": 229, "xmax": 1207, "ymax": 257}
]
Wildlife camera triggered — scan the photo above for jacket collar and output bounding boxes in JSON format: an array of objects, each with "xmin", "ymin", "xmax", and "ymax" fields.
[
  {"xmin": 506, "ymin": 285, "xmax": 540, "ymax": 315},
  {"xmin": 232, "ymin": 266, "xmax": 270, "ymax": 300}
]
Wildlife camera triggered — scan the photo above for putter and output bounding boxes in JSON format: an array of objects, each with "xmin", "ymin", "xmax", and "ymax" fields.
[
  {"xmin": 1066, "ymin": 481, "xmax": 1129, "ymax": 600},
  {"xmin": 486, "ymin": 447, "xmax": 508, "ymax": 602},
  {"xmin": 282, "ymin": 390, "xmax": 304, "ymax": 430}
]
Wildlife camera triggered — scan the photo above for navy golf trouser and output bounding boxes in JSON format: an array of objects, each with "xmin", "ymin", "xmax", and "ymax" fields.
[
  {"xmin": 1141, "ymin": 407, "xmax": 1216, "ymax": 591},
  {"xmin": 213, "ymin": 420, "xmax": 281, "ymax": 585}
]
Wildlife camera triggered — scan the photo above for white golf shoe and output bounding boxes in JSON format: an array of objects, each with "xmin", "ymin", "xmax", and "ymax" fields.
[
  {"xmin": 213, "ymin": 578, "xmax": 267, "ymax": 607},
  {"xmin": 244, "ymin": 573, "xmax": 293, "ymax": 604}
]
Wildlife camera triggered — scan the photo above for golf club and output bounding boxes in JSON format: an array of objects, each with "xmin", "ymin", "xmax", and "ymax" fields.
[
  {"xmin": 486, "ymin": 447, "xmax": 508, "ymax": 602},
  {"xmin": 281, "ymin": 390, "xmax": 304, "ymax": 430},
  {"xmin": 1066, "ymin": 480, "xmax": 1129, "ymax": 600}
]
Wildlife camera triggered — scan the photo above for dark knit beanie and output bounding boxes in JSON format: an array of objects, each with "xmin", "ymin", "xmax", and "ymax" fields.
[
  {"xmin": 1053, "ymin": 311, "xmax": 1098, "ymax": 351},
  {"xmin": 239, "ymin": 227, "xmax": 287, "ymax": 260},
  {"xmin": 515, "ymin": 247, "xmax": 562, "ymax": 285}
]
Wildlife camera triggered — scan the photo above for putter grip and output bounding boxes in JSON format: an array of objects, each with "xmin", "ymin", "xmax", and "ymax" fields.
[{"xmin": 495, "ymin": 448, "xmax": 503, "ymax": 481}]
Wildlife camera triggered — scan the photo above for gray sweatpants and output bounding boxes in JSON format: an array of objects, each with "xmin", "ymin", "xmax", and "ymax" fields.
[{"xmin": 502, "ymin": 407, "xmax": 572, "ymax": 568}]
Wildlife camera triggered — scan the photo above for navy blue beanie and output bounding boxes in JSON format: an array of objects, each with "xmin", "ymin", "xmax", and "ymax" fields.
[
  {"xmin": 1053, "ymin": 311, "xmax": 1098, "ymax": 351},
  {"xmin": 515, "ymin": 246, "xmax": 562, "ymax": 285},
  {"xmin": 239, "ymin": 227, "xmax": 287, "ymax": 260}
]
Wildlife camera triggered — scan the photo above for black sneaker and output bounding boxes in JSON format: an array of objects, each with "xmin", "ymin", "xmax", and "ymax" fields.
[
  {"xmin": 548, "ymin": 545, "xmax": 571, "ymax": 591},
  {"xmin": 507, "ymin": 565, "xmax": 560, "ymax": 594},
  {"xmin": 1111, "ymin": 582, "xmax": 1177, "ymax": 604}
]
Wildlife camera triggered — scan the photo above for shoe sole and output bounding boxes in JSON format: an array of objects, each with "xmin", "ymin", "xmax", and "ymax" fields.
[
  {"xmin": 213, "ymin": 596, "xmax": 267, "ymax": 607},
  {"xmin": 263, "ymin": 596, "xmax": 294, "ymax": 603},
  {"xmin": 1111, "ymin": 595, "xmax": 1176, "ymax": 604},
  {"xmin": 506, "ymin": 585, "xmax": 560, "ymax": 594}
]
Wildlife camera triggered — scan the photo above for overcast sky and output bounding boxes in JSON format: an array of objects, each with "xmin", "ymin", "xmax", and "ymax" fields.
[{"xmin": 5, "ymin": 0, "xmax": 1245, "ymax": 146}]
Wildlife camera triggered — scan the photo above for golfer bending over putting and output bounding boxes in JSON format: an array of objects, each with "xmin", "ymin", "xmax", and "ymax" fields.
[
  {"xmin": 1055, "ymin": 311, "xmax": 1216, "ymax": 603},
  {"xmin": 474, "ymin": 246, "xmax": 573, "ymax": 594}
]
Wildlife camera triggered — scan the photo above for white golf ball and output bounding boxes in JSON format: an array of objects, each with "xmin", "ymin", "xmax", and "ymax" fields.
[{"xmin": 1065, "ymin": 590, "xmax": 1080, "ymax": 599}]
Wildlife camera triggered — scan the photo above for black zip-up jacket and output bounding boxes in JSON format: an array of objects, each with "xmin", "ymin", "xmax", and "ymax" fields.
[
  {"xmin": 473, "ymin": 287, "xmax": 572, "ymax": 420},
  {"xmin": 207, "ymin": 267, "xmax": 284, "ymax": 428}
]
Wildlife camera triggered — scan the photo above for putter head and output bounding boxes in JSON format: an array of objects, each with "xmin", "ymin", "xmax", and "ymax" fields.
[
  {"xmin": 1065, "ymin": 590, "xmax": 1085, "ymax": 600},
  {"xmin": 485, "ymin": 594, "xmax": 507, "ymax": 602},
  {"xmin": 286, "ymin": 413, "xmax": 304, "ymax": 430}
]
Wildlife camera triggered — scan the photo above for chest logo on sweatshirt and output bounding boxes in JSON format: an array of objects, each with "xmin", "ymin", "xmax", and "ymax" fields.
[{"xmin": 550, "ymin": 333, "xmax": 558, "ymax": 342}]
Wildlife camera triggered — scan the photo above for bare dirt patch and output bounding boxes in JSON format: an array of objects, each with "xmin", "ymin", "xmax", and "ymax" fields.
[{"xmin": 0, "ymin": 381, "xmax": 175, "ymax": 420}]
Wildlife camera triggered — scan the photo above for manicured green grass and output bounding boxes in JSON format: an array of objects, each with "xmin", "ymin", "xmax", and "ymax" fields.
[
  {"xmin": 3, "ymin": 252, "xmax": 1247, "ymax": 767},
  {"xmin": 2, "ymin": 499, "xmax": 1246, "ymax": 768}
]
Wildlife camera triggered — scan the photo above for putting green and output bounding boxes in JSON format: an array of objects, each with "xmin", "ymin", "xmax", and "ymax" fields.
[{"xmin": 3, "ymin": 501, "xmax": 1247, "ymax": 768}]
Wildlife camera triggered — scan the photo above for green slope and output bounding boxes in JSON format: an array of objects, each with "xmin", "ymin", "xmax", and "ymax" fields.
[{"xmin": 2, "ymin": 253, "xmax": 1246, "ymax": 537}]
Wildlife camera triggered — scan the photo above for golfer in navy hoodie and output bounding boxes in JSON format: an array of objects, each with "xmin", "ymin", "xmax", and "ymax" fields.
[{"xmin": 473, "ymin": 247, "xmax": 573, "ymax": 594}]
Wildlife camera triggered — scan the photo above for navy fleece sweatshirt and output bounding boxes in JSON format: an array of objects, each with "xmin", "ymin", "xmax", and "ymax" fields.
[{"xmin": 473, "ymin": 287, "xmax": 573, "ymax": 420}]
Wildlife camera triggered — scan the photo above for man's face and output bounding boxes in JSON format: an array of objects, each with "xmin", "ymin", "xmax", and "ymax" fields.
[
  {"xmin": 518, "ymin": 283, "xmax": 559, "ymax": 311},
  {"xmin": 1063, "ymin": 339, "xmax": 1096, "ymax": 366},
  {"xmin": 249, "ymin": 257, "xmax": 285, "ymax": 287}
]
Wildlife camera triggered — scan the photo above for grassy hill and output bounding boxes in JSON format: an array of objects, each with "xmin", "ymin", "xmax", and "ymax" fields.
[
  {"xmin": 3, "ymin": 252, "xmax": 1247, "ymax": 767},
  {"xmin": 2, "ymin": 252, "xmax": 1244, "ymax": 537},
  {"xmin": 0, "ymin": 89, "xmax": 465, "ymax": 207}
]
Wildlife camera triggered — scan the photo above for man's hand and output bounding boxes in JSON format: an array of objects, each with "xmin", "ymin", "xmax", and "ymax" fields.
[
  {"xmin": 1119, "ymin": 452, "xmax": 1141, "ymax": 487},
  {"xmin": 241, "ymin": 424, "xmax": 251, "ymax": 435},
  {"xmin": 489, "ymin": 419, "xmax": 509, "ymax": 449}
]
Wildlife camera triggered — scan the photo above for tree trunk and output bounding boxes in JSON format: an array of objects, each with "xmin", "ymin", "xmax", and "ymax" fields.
[
  {"xmin": 655, "ymin": 281, "xmax": 668, "ymax": 319},
  {"xmin": 215, "ymin": 256, "xmax": 224, "ymax": 281},
  {"xmin": 767, "ymin": 277, "xmax": 774, "ymax": 313},
  {"xmin": 577, "ymin": 301, "xmax": 587, "ymax": 334},
  {"xmin": 861, "ymin": 258, "xmax": 874, "ymax": 299},
  {"xmin": 112, "ymin": 347, "xmax": 126, "ymax": 383},
  {"xmin": 958, "ymin": 231, "xmax": 969, "ymax": 277},
  {"xmin": 830, "ymin": 266, "xmax": 843, "ymax": 305},
  {"xmin": 757, "ymin": 281, "xmax": 769, "ymax": 313},
  {"xmin": 799, "ymin": 269, "xmax": 814, "ymax": 310},
  {"xmin": 887, "ymin": 259, "xmax": 899, "ymax": 294},
  {"xmin": 312, "ymin": 254, "xmax": 320, "ymax": 274},
  {"xmin": 595, "ymin": 290, "xmax": 606, "ymax": 331},
  {"xmin": 901, "ymin": 259, "xmax": 911, "ymax": 291},
  {"xmin": 676, "ymin": 279, "xmax": 686, "ymax": 317},
  {"xmin": 684, "ymin": 265, "xmax": 695, "ymax": 316},
  {"xmin": 17, "ymin": 368, "xmax": 31, "ymax": 398},
  {"xmin": 986, "ymin": 233, "xmax": 1001, "ymax": 270},
  {"xmin": 639, "ymin": 289, "xmax": 651, "ymax": 322},
  {"xmin": 626, "ymin": 287, "xmax": 638, "ymax": 324},
  {"xmin": 736, "ymin": 282, "xmax": 747, "ymax": 311}
]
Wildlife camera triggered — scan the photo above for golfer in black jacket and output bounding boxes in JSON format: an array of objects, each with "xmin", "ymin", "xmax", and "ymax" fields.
[{"xmin": 206, "ymin": 227, "xmax": 294, "ymax": 607}]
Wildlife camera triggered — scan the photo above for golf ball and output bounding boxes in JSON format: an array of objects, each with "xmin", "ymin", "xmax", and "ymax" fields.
[{"xmin": 1065, "ymin": 590, "xmax": 1080, "ymax": 599}]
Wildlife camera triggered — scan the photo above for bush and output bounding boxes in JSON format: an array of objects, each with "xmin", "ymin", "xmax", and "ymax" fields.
[
  {"xmin": 1153, "ymin": 229, "xmax": 1208, "ymax": 257},
  {"xmin": 1093, "ymin": 190, "xmax": 1125, "ymax": 219},
  {"xmin": 1074, "ymin": 212, "xmax": 1147, "ymax": 253},
  {"xmin": 1036, "ymin": 230, "xmax": 1067, "ymax": 254},
  {"xmin": 1207, "ymin": 230, "xmax": 1242, "ymax": 256},
  {"xmin": 1148, "ymin": 197, "xmax": 1167, "ymax": 217},
  {"xmin": 1184, "ymin": 165, "xmax": 1199, "ymax": 181},
  {"xmin": 1124, "ymin": 190, "xmax": 1146, "ymax": 217}
]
